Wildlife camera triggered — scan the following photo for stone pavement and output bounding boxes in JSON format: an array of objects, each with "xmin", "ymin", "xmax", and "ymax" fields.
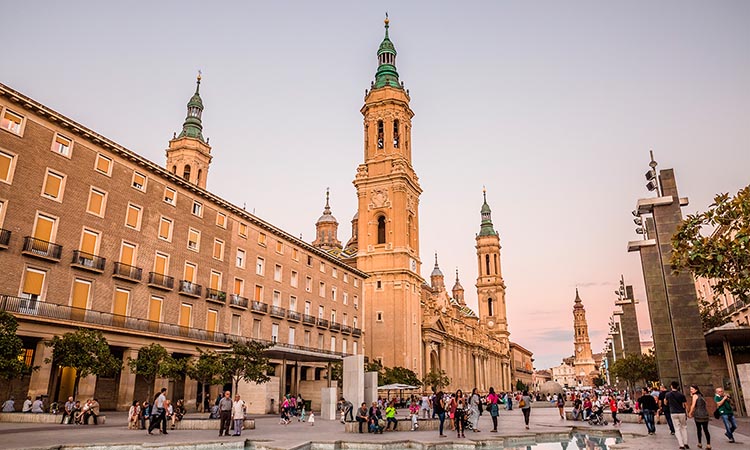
[{"xmin": 0, "ymin": 407, "xmax": 746, "ymax": 449}]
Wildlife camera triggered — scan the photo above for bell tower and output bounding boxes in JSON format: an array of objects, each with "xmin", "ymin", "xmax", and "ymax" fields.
[
  {"xmin": 573, "ymin": 289, "xmax": 596, "ymax": 385},
  {"xmin": 475, "ymin": 189, "xmax": 508, "ymax": 337},
  {"xmin": 354, "ymin": 16, "xmax": 424, "ymax": 375},
  {"xmin": 166, "ymin": 73, "xmax": 212, "ymax": 189},
  {"xmin": 312, "ymin": 189, "xmax": 342, "ymax": 251}
]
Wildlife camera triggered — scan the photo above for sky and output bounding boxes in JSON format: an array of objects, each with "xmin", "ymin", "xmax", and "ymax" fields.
[{"xmin": 3, "ymin": 1, "xmax": 749, "ymax": 370}]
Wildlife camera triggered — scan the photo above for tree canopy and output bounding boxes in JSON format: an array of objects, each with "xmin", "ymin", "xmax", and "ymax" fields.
[
  {"xmin": 422, "ymin": 369, "xmax": 451, "ymax": 392},
  {"xmin": 46, "ymin": 328, "xmax": 121, "ymax": 398},
  {"xmin": 609, "ymin": 352, "xmax": 659, "ymax": 394},
  {"xmin": 0, "ymin": 311, "xmax": 34, "ymax": 398},
  {"xmin": 186, "ymin": 348, "xmax": 223, "ymax": 390},
  {"xmin": 381, "ymin": 366, "xmax": 422, "ymax": 387},
  {"xmin": 220, "ymin": 341, "xmax": 272, "ymax": 394},
  {"xmin": 672, "ymin": 185, "xmax": 750, "ymax": 303},
  {"xmin": 128, "ymin": 343, "xmax": 184, "ymax": 398}
]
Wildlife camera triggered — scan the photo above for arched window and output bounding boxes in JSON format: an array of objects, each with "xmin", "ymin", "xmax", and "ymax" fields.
[
  {"xmin": 406, "ymin": 215, "xmax": 412, "ymax": 248},
  {"xmin": 393, "ymin": 120, "xmax": 400, "ymax": 148},
  {"xmin": 171, "ymin": 165, "xmax": 177, "ymax": 174},
  {"xmin": 485, "ymin": 254, "xmax": 491, "ymax": 275},
  {"xmin": 494, "ymin": 254, "xmax": 499, "ymax": 275},
  {"xmin": 183, "ymin": 164, "xmax": 191, "ymax": 181},
  {"xmin": 488, "ymin": 298, "xmax": 494, "ymax": 317},
  {"xmin": 377, "ymin": 216, "xmax": 386, "ymax": 244},
  {"xmin": 377, "ymin": 120, "xmax": 384, "ymax": 149},
  {"xmin": 197, "ymin": 168, "xmax": 202, "ymax": 183}
]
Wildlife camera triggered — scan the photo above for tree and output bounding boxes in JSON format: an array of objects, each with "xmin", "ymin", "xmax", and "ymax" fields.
[
  {"xmin": 220, "ymin": 341, "xmax": 272, "ymax": 394},
  {"xmin": 381, "ymin": 366, "xmax": 422, "ymax": 387},
  {"xmin": 46, "ymin": 328, "xmax": 121, "ymax": 398},
  {"xmin": 592, "ymin": 374, "xmax": 606, "ymax": 388},
  {"xmin": 515, "ymin": 379, "xmax": 527, "ymax": 392},
  {"xmin": 609, "ymin": 353, "xmax": 659, "ymax": 395},
  {"xmin": 672, "ymin": 186, "xmax": 750, "ymax": 304},
  {"xmin": 0, "ymin": 312, "xmax": 35, "ymax": 398},
  {"xmin": 697, "ymin": 298, "xmax": 730, "ymax": 332},
  {"xmin": 128, "ymin": 343, "xmax": 182, "ymax": 399},
  {"xmin": 186, "ymin": 349, "xmax": 223, "ymax": 410},
  {"xmin": 422, "ymin": 369, "xmax": 451, "ymax": 392}
]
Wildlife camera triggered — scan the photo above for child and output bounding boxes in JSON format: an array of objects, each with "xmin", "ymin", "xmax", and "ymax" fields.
[
  {"xmin": 308, "ymin": 411, "xmax": 315, "ymax": 426},
  {"xmin": 299, "ymin": 405, "xmax": 306, "ymax": 423},
  {"xmin": 409, "ymin": 400, "xmax": 420, "ymax": 431}
]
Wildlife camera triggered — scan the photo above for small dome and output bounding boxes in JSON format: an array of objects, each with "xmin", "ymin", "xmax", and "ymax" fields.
[
  {"xmin": 430, "ymin": 253, "xmax": 443, "ymax": 277},
  {"xmin": 317, "ymin": 213, "xmax": 337, "ymax": 224}
]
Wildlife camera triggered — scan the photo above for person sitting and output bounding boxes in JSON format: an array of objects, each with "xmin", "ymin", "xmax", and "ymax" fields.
[
  {"xmin": 582, "ymin": 398, "xmax": 593, "ymax": 420},
  {"xmin": 355, "ymin": 402, "xmax": 368, "ymax": 433},
  {"xmin": 368, "ymin": 402, "xmax": 384, "ymax": 434},
  {"xmin": 171, "ymin": 399, "xmax": 185, "ymax": 429},
  {"xmin": 571, "ymin": 398, "xmax": 583, "ymax": 420},
  {"xmin": 31, "ymin": 396, "xmax": 44, "ymax": 413},
  {"xmin": 83, "ymin": 399, "xmax": 100, "ymax": 425},
  {"xmin": 22, "ymin": 396, "xmax": 33, "ymax": 413},
  {"xmin": 409, "ymin": 400, "xmax": 420, "ymax": 431},
  {"xmin": 618, "ymin": 398, "xmax": 633, "ymax": 414},
  {"xmin": 2, "ymin": 396, "xmax": 15, "ymax": 412},
  {"xmin": 139, "ymin": 400, "xmax": 151, "ymax": 430},
  {"xmin": 385, "ymin": 403, "xmax": 398, "ymax": 431},
  {"xmin": 128, "ymin": 400, "xmax": 140, "ymax": 429},
  {"xmin": 73, "ymin": 401, "xmax": 84, "ymax": 425}
]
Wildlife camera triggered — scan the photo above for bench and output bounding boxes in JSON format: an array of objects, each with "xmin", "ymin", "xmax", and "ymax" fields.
[
  {"xmin": 0, "ymin": 412, "xmax": 106, "ymax": 424},
  {"xmin": 565, "ymin": 411, "xmax": 642, "ymax": 423},
  {"xmin": 344, "ymin": 418, "xmax": 440, "ymax": 433},
  {"xmin": 174, "ymin": 418, "xmax": 255, "ymax": 430}
]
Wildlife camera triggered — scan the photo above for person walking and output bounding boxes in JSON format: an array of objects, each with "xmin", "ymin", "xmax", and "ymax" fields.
[
  {"xmin": 609, "ymin": 396, "xmax": 621, "ymax": 426},
  {"xmin": 434, "ymin": 390, "xmax": 447, "ymax": 437},
  {"xmin": 556, "ymin": 393, "xmax": 565, "ymax": 419},
  {"xmin": 520, "ymin": 390, "xmax": 532, "ymax": 430},
  {"xmin": 232, "ymin": 394, "xmax": 247, "ymax": 436},
  {"xmin": 218, "ymin": 391, "xmax": 233, "ymax": 437},
  {"xmin": 666, "ymin": 381, "xmax": 689, "ymax": 449},
  {"xmin": 486, "ymin": 387, "xmax": 499, "ymax": 432},
  {"xmin": 468, "ymin": 388, "xmax": 482, "ymax": 432},
  {"xmin": 637, "ymin": 388, "xmax": 658, "ymax": 435},
  {"xmin": 148, "ymin": 388, "xmax": 168, "ymax": 435},
  {"xmin": 659, "ymin": 384, "xmax": 676, "ymax": 435},
  {"xmin": 688, "ymin": 385, "xmax": 710, "ymax": 449},
  {"xmin": 714, "ymin": 387, "xmax": 737, "ymax": 444}
]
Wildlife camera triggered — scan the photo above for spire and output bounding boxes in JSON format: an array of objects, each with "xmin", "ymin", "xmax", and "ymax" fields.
[
  {"xmin": 430, "ymin": 252, "xmax": 444, "ymax": 277},
  {"xmin": 574, "ymin": 288, "xmax": 584, "ymax": 309},
  {"xmin": 452, "ymin": 268, "xmax": 464, "ymax": 291},
  {"xmin": 316, "ymin": 188, "xmax": 337, "ymax": 225},
  {"xmin": 373, "ymin": 14, "xmax": 401, "ymax": 89},
  {"xmin": 178, "ymin": 72, "xmax": 206, "ymax": 143},
  {"xmin": 479, "ymin": 187, "xmax": 497, "ymax": 236}
]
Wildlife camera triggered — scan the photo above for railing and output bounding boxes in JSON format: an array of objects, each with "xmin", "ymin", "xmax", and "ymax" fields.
[
  {"xmin": 352, "ymin": 328, "xmax": 362, "ymax": 337},
  {"xmin": 0, "ymin": 228, "xmax": 11, "ymax": 247},
  {"xmin": 229, "ymin": 294, "xmax": 248, "ymax": 309},
  {"xmin": 113, "ymin": 262, "xmax": 142, "ymax": 281},
  {"xmin": 148, "ymin": 272, "xmax": 174, "ymax": 290},
  {"xmin": 0, "ymin": 294, "xmax": 349, "ymax": 358},
  {"xmin": 270, "ymin": 305, "xmax": 286, "ymax": 318},
  {"xmin": 341, "ymin": 325, "xmax": 352, "ymax": 335},
  {"xmin": 250, "ymin": 301, "xmax": 268, "ymax": 314},
  {"xmin": 302, "ymin": 314, "xmax": 317, "ymax": 326},
  {"xmin": 179, "ymin": 280, "xmax": 202, "ymax": 297},
  {"xmin": 71, "ymin": 250, "xmax": 106, "ymax": 272},
  {"xmin": 287, "ymin": 310, "xmax": 301, "ymax": 322},
  {"xmin": 329, "ymin": 322, "xmax": 341, "ymax": 332},
  {"xmin": 22, "ymin": 237, "xmax": 62, "ymax": 260},
  {"xmin": 205, "ymin": 288, "xmax": 226, "ymax": 304},
  {"xmin": 316, "ymin": 318, "xmax": 329, "ymax": 328}
]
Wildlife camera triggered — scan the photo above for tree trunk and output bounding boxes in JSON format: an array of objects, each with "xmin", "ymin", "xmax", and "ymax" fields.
[{"xmin": 73, "ymin": 374, "xmax": 81, "ymax": 400}]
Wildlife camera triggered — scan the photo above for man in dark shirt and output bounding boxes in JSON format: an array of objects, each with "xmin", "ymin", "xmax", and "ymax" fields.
[
  {"xmin": 218, "ymin": 391, "xmax": 233, "ymax": 437},
  {"xmin": 657, "ymin": 385, "xmax": 675, "ymax": 434},
  {"xmin": 665, "ymin": 381, "xmax": 689, "ymax": 449},
  {"xmin": 637, "ymin": 388, "xmax": 658, "ymax": 435}
]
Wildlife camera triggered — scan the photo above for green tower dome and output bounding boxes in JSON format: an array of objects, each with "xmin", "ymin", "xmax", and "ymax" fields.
[
  {"xmin": 479, "ymin": 188, "xmax": 497, "ymax": 237},
  {"xmin": 178, "ymin": 73, "xmax": 206, "ymax": 143},
  {"xmin": 373, "ymin": 16, "xmax": 401, "ymax": 89}
]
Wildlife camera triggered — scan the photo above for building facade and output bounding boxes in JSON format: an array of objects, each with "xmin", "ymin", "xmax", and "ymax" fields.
[
  {"xmin": 509, "ymin": 342, "xmax": 534, "ymax": 390},
  {"xmin": 0, "ymin": 77, "xmax": 365, "ymax": 413}
]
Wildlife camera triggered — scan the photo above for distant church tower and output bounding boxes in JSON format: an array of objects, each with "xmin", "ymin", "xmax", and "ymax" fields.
[
  {"xmin": 572, "ymin": 289, "xmax": 596, "ymax": 385},
  {"xmin": 166, "ymin": 73, "xmax": 212, "ymax": 189},
  {"xmin": 312, "ymin": 189, "xmax": 342, "ymax": 251},
  {"xmin": 354, "ymin": 16, "xmax": 424, "ymax": 375},
  {"xmin": 475, "ymin": 190, "xmax": 509, "ymax": 337}
]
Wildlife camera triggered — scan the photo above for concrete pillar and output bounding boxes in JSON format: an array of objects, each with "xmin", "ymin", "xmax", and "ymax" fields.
[
  {"xmin": 28, "ymin": 341, "xmax": 53, "ymax": 399},
  {"xmin": 737, "ymin": 363, "xmax": 750, "ymax": 417},
  {"xmin": 77, "ymin": 375, "xmax": 97, "ymax": 400},
  {"xmin": 620, "ymin": 286, "xmax": 641, "ymax": 356},
  {"xmin": 320, "ymin": 387, "xmax": 337, "ymax": 420},
  {"xmin": 343, "ymin": 354, "xmax": 364, "ymax": 409},
  {"xmin": 364, "ymin": 371, "xmax": 378, "ymax": 406},
  {"xmin": 183, "ymin": 378, "xmax": 198, "ymax": 411},
  {"xmin": 117, "ymin": 348, "xmax": 138, "ymax": 410},
  {"xmin": 439, "ymin": 344, "xmax": 446, "ymax": 373},
  {"xmin": 155, "ymin": 377, "xmax": 170, "ymax": 400}
]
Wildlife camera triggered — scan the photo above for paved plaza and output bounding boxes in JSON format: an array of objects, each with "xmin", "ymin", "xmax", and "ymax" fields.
[{"xmin": 0, "ymin": 407, "xmax": 746, "ymax": 449}]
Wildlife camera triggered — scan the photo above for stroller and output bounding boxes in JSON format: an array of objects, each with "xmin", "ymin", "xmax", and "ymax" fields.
[
  {"xmin": 587, "ymin": 405, "xmax": 608, "ymax": 426},
  {"xmin": 463, "ymin": 408, "xmax": 476, "ymax": 431}
]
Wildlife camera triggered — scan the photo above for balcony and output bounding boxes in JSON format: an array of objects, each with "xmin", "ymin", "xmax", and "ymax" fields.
[
  {"xmin": 250, "ymin": 301, "xmax": 268, "ymax": 314},
  {"xmin": 316, "ymin": 318, "xmax": 329, "ymax": 329},
  {"xmin": 302, "ymin": 314, "xmax": 317, "ymax": 326},
  {"xmin": 352, "ymin": 327, "xmax": 362, "ymax": 337},
  {"xmin": 287, "ymin": 310, "xmax": 301, "ymax": 322},
  {"xmin": 229, "ymin": 294, "xmax": 248, "ymax": 310},
  {"xmin": 205, "ymin": 288, "xmax": 227, "ymax": 305},
  {"xmin": 269, "ymin": 305, "xmax": 286, "ymax": 319},
  {"xmin": 148, "ymin": 272, "xmax": 174, "ymax": 291},
  {"xmin": 22, "ymin": 237, "xmax": 62, "ymax": 261},
  {"xmin": 341, "ymin": 325, "xmax": 352, "ymax": 335},
  {"xmin": 329, "ymin": 322, "xmax": 341, "ymax": 333},
  {"xmin": 0, "ymin": 228, "xmax": 10, "ymax": 248},
  {"xmin": 113, "ymin": 262, "xmax": 142, "ymax": 282},
  {"xmin": 71, "ymin": 250, "xmax": 106, "ymax": 273},
  {"xmin": 178, "ymin": 280, "xmax": 202, "ymax": 298}
]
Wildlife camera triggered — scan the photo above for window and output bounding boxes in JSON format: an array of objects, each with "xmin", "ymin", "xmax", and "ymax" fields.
[
  {"xmin": 183, "ymin": 262, "xmax": 197, "ymax": 283},
  {"xmin": 236, "ymin": 248, "xmax": 246, "ymax": 268},
  {"xmin": 343, "ymin": 292, "xmax": 348, "ymax": 305},
  {"xmin": 178, "ymin": 303, "xmax": 192, "ymax": 328},
  {"xmin": 290, "ymin": 271, "xmax": 298, "ymax": 288},
  {"xmin": 393, "ymin": 119, "xmax": 400, "ymax": 148},
  {"xmin": 272, "ymin": 290, "xmax": 281, "ymax": 306},
  {"xmin": 488, "ymin": 297, "xmax": 494, "ymax": 317},
  {"xmin": 216, "ymin": 212, "xmax": 227, "ymax": 228},
  {"xmin": 274, "ymin": 264, "xmax": 282, "ymax": 282},
  {"xmin": 1, "ymin": 108, "xmax": 23, "ymax": 135},
  {"xmin": 354, "ymin": 295, "xmax": 359, "ymax": 310},
  {"xmin": 332, "ymin": 268, "xmax": 338, "ymax": 279},
  {"xmin": 32, "ymin": 213, "xmax": 57, "ymax": 243},
  {"xmin": 233, "ymin": 278, "xmax": 243, "ymax": 296},
  {"xmin": 305, "ymin": 276, "xmax": 312, "ymax": 292},
  {"xmin": 275, "ymin": 240, "xmax": 283, "ymax": 254},
  {"xmin": 318, "ymin": 305, "xmax": 324, "ymax": 318},
  {"xmin": 119, "ymin": 242, "xmax": 137, "ymax": 265},
  {"xmin": 353, "ymin": 341, "xmax": 358, "ymax": 355},
  {"xmin": 304, "ymin": 330, "xmax": 311, "ymax": 346},
  {"xmin": 86, "ymin": 188, "xmax": 107, "ymax": 216},
  {"xmin": 289, "ymin": 296, "xmax": 297, "ymax": 311},
  {"xmin": 320, "ymin": 262, "xmax": 325, "ymax": 273},
  {"xmin": 319, "ymin": 282, "xmax": 325, "ymax": 297},
  {"xmin": 307, "ymin": 255, "xmax": 312, "ymax": 266},
  {"xmin": 187, "ymin": 228, "xmax": 201, "ymax": 251},
  {"xmin": 125, "ymin": 203, "xmax": 142, "ymax": 230},
  {"xmin": 354, "ymin": 278, "xmax": 359, "ymax": 288},
  {"xmin": 377, "ymin": 216, "xmax": 386, "ymax": 244},
  {"xmin": 154, "ymin": 252, "xmax": 169, "ymax": 275},
  {"xmin": 376, "ymin": 280, "xmax": 382, "ymax": 289},
  {"xmin": 207, "ymin": 309, "xmax": 219, "ymax": 333},
  {"xmin": 252, "ymin": 319, "xmax": 261, "ymax": 338},
  {"xmin": 330, "ymin": 336, "xmax": 336, "ymax": 352},
  {"xmin": 238, "ymin": 223, "xmax": 248, "ymax": 238},
  {"xmin": 164, "ymin": 187, "xmax": 176, "ymax": 205},
  {"xmin": 353, "ymin": 316, "xmax": 358, "ymax": 328},
  {"xmin": 183, "ymin": 164, "xmax": 191, "ymax": 181},
  {"xmin": 288, "ymin": 327, "xmax": 296, "ymax": 345},
  {"xmin": 42, "ymin": 170, "xmax": 65, "ymax": 201},
  {"xmin": 0, "ymin": 150, "xmax": 16, "ymax": 184},
  {"xmin": 212, "ymin": 239, "xmax": 224, "ymax": 260},
  {"xmin": 376, "ymin": 311, "xmax": 383, "ymax": 322},
  {"xmin": 343, "ymin": 273, "xmax": 349, "ymax": 283},
  {"xmin": 304, "ymin": 301, "xmax": 311, "ymax": 315},
  {"xmin": 254, "ymin": 285, "xmax": 263, "ymax": 301},
  {"xmin": 113, "ymin": 289, "xmax": 129, "ymax": 317},
  {"xmin": 79, "ymin": 228, "xmax": 100, "ymax": 256},
  {"xmin": 318, "ymin": 333, "xmax": 324, "ymax": 349},
  {"xmin": 258, "ymin": 233, "xmax": 267, "ymax": 245},
  {"xmin": 330, "ymin": 309, "xmax": 336, "ymax": 322},
  {"xmin": 209, "ymin": 271, "xmax": 222, "ymax": 290},
  {"xmin": 94, "ymin": 154, "xmax": 112, "ymax": 176},
  {"xmin": 20, "ymin": 267, "xmax": 46, "ymax": 301},
  {"xmin": 52, "ymin": 134, "xmax": 72, "ymax": 157},
  {"xmin": 192, "ymin": 200, "xmax": 203, "ymax": 217},
  {"xmin": 377, "ymin": 120, "xmax": 384, "ymax": 149},
  {"xmin": 70, "ymin": 279, "xmax": 91, "ymax": 310},
  {"xmin": 231, "ymin": 314, "xmax": 241, "ymax": 335},
  {"xmin": 158, "ymin": 217, "xmax": 173, "ymax": 241},
  {"xmin": 342, "ymin": 339, "xmax": 348, "ymax": 354},
  {"xmin": 132, "ymin": 171, "xmax": 147, "ymax": 191},
  {"xmin": 292, "ymin": 248, "xmax": 299, "ymax": 261},
  {"xmin": 256, "ymin": 257, "xmax": 265, "ymax": 276},
  {"xmin": 271, "ymin": 323, "xmax": 279, "ymax": 343},
  {"xmin": 331, "ymin": 286, "xmax": 337, "ymax": 301},
  {"xmin": 148, "ymin": 296, "xmax": 163, "ymax": 323}
]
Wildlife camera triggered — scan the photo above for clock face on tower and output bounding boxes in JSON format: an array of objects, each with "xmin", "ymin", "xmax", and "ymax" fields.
[{"xmin": 577, "ymin": 345, "xmax": 583, "ymax": 353}]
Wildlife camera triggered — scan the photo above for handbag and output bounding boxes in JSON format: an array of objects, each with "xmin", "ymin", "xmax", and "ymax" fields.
[
  {"xmin": 713, "ymin": 409, "xmax": 721, "ymax": 419},
  {"xmin": 519, "ymin": 399, "xmax": 526, "ymax": 408}
]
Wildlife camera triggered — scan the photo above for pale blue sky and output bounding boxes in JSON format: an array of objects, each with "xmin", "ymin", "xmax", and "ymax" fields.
[{"xmin": 3, "ymin": 1, "xmax": 749, "ymax": 370}]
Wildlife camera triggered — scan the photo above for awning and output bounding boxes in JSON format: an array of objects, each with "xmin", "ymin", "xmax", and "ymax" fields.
[
  {"xmin": 704, "ymin": 322, "xmax": 750, "ymax": 346},
  {"xmin": 378, "ymin": 383, "xmax": 420, "ymax": 390}
]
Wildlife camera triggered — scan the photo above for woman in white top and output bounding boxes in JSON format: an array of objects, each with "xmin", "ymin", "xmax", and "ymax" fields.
[{"xmin": 232, "ymin": 394, "xmax": 247, "ymax": 436}]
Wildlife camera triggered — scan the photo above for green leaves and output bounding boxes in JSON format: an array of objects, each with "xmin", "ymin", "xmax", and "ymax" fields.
[
  {"xmin": 128, "ymin": 343, "xmax": 185, "ymax": 397},
  {"xmin": 422, "ymin": 369, "xmax": 451, "ymax": 391},
  {"xmin": 381, "ymin": 366, "xmax": 422, "ymax": 387},
  {"xmin": 610, "ymin": 353, "xmax": 658, "ymax": 390},
  {"xmin": 186, "ymin": 348, "xmax": 223, "ymax": 387},
  {"xmin": 45, "ymin": 329, "xmax": 121, "ymax": 397},
  {"xmin": 0, "ymin": 312, "xmax": 32, "ymax": 382},
  {"xmin": 220, "ymin": 341, "xmax": 272, "ymax": 392}
]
